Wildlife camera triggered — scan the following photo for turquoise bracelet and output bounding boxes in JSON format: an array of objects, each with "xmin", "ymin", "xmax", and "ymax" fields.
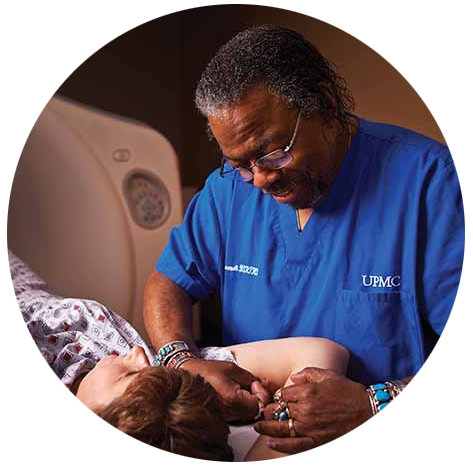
[
  {"xmin": 366, "ymin": 383, "xmax": 392, "ymax": 413},
  {"xmin": 366, "ymin": 380, "xmax": 406, "ymax": 415},
  {"xmin": 154, "ymin": 341, "xmax": 190, "ymax": 366}
]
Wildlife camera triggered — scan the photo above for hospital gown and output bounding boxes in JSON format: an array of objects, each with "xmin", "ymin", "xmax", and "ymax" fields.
[
  {"xmin": 10, "ymin": 250, "xmax": 155, "ymax": 388},
  {"xmin": 9, "ymin": 251, "xmax": 234, "ymax": 390}
]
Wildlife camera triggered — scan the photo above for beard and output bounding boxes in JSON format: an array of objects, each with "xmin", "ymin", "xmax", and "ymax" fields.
[
  {"xmin": 263, "ymin": 168, "xmax": 330, "ymax": 209},
  {"xmin": 301, "ymin": 171, "xmax": 330, "ymax": 208}
]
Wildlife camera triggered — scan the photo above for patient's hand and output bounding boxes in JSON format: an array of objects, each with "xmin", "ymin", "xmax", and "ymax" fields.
[{"xmin": 180, "ymin": 359, "xmax": 269, "ymax": 423}]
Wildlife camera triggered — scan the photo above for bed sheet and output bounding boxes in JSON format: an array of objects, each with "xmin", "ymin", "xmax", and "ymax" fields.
[{"xmin": 229, "ymin": 424, "xmax": 259, "ymax": 461}]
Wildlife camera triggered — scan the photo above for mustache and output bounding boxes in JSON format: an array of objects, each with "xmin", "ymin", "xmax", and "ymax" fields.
[
  {"xmin": 262, "ymin": 169, "xmax": 330, "ymax": 208},
  {"xmin": 263, "ymin": 178, "xmax": 298, "ymax": 196},
  {"xmin": 262, "ymin": 168, "xmax": 304, "ymax": 195}
]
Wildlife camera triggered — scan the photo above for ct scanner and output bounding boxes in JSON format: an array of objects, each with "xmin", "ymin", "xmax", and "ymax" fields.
[
  {"xmin": 8, "ymin": 95, "xmax": 186, "ymax": 342},
  {"xmin": 8, "ymin": 95, "xmax": 258, "ymax": 459}
]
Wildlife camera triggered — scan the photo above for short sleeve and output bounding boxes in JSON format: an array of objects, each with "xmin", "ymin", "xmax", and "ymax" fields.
[
  {"xmin": 156, "ymin": 171, "xmax": 227, "ymax": 300},
  {"xmin": 418, "ymin": 153, "xmax": 464, "ymax": 335}
]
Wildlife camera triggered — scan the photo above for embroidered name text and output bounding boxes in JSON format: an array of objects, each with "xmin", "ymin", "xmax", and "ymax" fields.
[{"xmin": 225, "ymin": 264, "xmax": 259, "ymax": 276}]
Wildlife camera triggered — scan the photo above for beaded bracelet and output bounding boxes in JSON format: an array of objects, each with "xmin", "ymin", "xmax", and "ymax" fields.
[
  {"xmin": 167, "ymin": 350, "xmax": 197, "ymax": 369},
  {"xmin": 366, "ymin": 380, "xmax": 407, "ymax": 415},
  {"xmin": 154, "ymin": 341, "xmax": 190, "ymax": 366}
]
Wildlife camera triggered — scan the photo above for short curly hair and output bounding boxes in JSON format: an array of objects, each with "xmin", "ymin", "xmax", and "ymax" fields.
[
  {"xmin": 97, "ymin": 366, "xmax": 233, "ymax": 461},
  {"xmin": 195, "ymin": 25, "xmax": 354, "ymax": 130}
]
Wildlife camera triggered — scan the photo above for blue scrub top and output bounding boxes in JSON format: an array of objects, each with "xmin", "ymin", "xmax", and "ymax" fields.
[{"xmin": 157, "ymin": 117, "xmax": 464, "ymax": 385}]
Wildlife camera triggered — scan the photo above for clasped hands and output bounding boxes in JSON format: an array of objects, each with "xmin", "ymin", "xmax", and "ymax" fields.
[
  {"xmin": 180, "ymin": 360, "xmax": 372, "ymax": 454},
  {"xmin": 255, "ymin": 368, "xmax": 373, "ymax": 454}
]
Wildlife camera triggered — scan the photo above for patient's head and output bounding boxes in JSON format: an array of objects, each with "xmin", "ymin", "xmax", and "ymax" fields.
[
  {"xmin": 77, "ymin": 348, "xmax": 232, "ymax": 461},
  {"xmin": 76, "ymin": 345, "xmax": 151, "ymax": 410}
]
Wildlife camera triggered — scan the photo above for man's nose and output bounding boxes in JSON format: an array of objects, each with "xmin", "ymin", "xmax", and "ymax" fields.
[{"xmin": 251, "ymin": 167, "xmax": 281, "ymax": 189}]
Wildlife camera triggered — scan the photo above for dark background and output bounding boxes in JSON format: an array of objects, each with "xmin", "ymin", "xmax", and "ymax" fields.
[
  {"xmin": 57, "ymin": 4, "xmax": 444, "ymax": 345},
  {"xmin": 58, "ymin": 4, "xmax": 444, "ymax": 192}
]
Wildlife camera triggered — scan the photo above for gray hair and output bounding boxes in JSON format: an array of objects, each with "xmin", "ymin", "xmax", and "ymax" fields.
[{"xmin": 195, "ymin": 25, "xmax": 354, "ymax": 130}]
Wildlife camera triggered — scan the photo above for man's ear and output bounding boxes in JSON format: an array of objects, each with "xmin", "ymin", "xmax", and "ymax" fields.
[{"xmin": 205, "ymin": 121, "xmax": 216, "ymax": 142}]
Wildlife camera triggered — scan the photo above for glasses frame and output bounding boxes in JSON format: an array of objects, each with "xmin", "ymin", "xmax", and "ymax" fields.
[{"xmin": 219, "ymin": 111, "xmax": 302, "ymax": 182}]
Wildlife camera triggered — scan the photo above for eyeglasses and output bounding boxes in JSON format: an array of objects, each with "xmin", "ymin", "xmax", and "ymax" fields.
[{"xmin": 219, "ymin": 111, "xmax": 302, "ymax": 182}]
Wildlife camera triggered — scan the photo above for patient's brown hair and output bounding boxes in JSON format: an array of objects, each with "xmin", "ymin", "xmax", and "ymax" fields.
[{"xmin": 97, "ymin": 366, "xmax": 233, "ymax": 461}]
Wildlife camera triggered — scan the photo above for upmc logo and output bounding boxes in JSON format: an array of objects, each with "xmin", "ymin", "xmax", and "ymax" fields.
[{"xmin": 362, "ymin": 275, "xmax": 401, "ymax": 288}]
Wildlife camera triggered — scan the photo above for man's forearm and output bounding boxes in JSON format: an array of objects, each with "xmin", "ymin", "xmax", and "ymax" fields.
[{"xmin": 143, "ymin": 270, "xmax": 198, "ymax": 354}]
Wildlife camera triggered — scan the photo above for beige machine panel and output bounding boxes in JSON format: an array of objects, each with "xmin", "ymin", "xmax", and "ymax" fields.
[{"xmin": 8, "ymin": 96, "xmax": 183, "ymax": 342}]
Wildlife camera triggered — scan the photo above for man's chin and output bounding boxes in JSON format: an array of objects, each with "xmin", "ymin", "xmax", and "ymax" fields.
[
  {"xmin": 289, "ymin": 190, "xmax": 326, "ymax": 210},
  {"xmin": 271, "ymin": 189, "xmax": 298, "ymax": 205},
  {"xmin": 270, "ymin": 186, "xmax": 308, "ymax": 208},
  {"xmin": 267, "ymin": 178, "xmax": 326, "ymax": 209}
]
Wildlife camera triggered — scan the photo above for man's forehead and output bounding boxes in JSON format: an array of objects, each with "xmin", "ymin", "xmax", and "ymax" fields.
[
  {"xmin": 208, "ymin": 99, "xmax": 289, "ymax": 159},
  {"xmin": 211, "ymin": 116, "xmax": 282, "ymax": 160},
  {"xmin": 210, "ymin": 85, "xmax": 283, "ymax": 122},
  {"xmin": 221, "ymin": 135, "xmax": 277, "ymax": 162}
]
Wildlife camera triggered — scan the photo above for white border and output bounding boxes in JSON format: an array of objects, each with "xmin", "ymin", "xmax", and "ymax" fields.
[{"xmin": 2, "ymin": 1, "xmax": 471, "ymax": 466}]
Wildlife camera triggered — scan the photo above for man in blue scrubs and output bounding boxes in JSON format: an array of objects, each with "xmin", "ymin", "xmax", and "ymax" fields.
[{"xmin": 143, "ymin": 26, "xmax": 464, "ymax": 451}]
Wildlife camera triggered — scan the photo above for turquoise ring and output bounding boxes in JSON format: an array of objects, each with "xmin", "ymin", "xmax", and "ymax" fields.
[
  {"xmin": 279, "ymin": 408, "xmax": 289, "ymax": 421},
  {"xmin": 273, "ymin": 403, "xmax": 291, "ymax": 421}
]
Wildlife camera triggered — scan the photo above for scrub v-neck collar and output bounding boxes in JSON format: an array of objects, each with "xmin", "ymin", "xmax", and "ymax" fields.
[{"xmin": 276, "ymin": 118, "xmax": 362, "ymax": 266}]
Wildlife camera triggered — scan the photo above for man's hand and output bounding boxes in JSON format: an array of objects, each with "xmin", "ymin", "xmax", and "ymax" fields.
[
  {"xmin": 181, "ymin": 359, "xmax": 270, "ymax": 422},
  {"xmin": 254, "ymin": 367, "xmax": 372, "ymax": 453}
]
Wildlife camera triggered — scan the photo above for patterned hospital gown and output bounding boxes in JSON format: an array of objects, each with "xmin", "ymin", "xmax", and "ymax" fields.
[
  {"xmin": 9, "ymin": 251, "xmax": 234, "ymax": 390},
  {"xmin": 9, "ymin": 250, "xmax": 156, "ymax": 389}
]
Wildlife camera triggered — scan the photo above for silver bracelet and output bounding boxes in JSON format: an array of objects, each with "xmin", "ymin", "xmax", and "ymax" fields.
[
  {"xmin": 173, "ymin": 355, "xmax": 197, "ymax": 370},
  {"xmin": 387, "ymin": 379, "xmax": 407, "ymax": 397},
  {"xmin": 167, "ymin": 350, "xmax": 197, "ymax": 369},
  {"xmin": 366, "ymin": 380, "xmax": 407, "ymax": 415},
  {"xmin": 366, "ymin": 387, "xmax": 378, "ymax": 415},
  {"xmin": 154, "ymin": 341, "xmax": 190, "ymax": 366}
]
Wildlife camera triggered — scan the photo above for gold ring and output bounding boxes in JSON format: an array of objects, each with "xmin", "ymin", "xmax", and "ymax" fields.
[{"xmin": 288, "ymin": 418, "xmax": 297, "ymax": 438}]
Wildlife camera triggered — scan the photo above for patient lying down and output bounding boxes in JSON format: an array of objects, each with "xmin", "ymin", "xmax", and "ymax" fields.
[
  {"xmin": 77, "ymin": 338, "xmax": 348, "ymax": 461},
  {"xmin": 10, "ymin": 250, "xmax": 348, "ymax": 461}
]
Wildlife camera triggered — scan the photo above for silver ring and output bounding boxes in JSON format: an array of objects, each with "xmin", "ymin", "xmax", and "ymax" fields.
[
  {"xmin": 254, "ymin": 400, "xmax": 264, "ymax": 420},
  {"xmin": 274, "ymin": 388, "xmax": 283, "ymax": 403},
  {"xmin": 285, "ymin": 405, "xmax": 291, "ymax": 419},
  {"xmin": 272, "ymin": 400, "xmax": 288, "ymax": 420}
]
